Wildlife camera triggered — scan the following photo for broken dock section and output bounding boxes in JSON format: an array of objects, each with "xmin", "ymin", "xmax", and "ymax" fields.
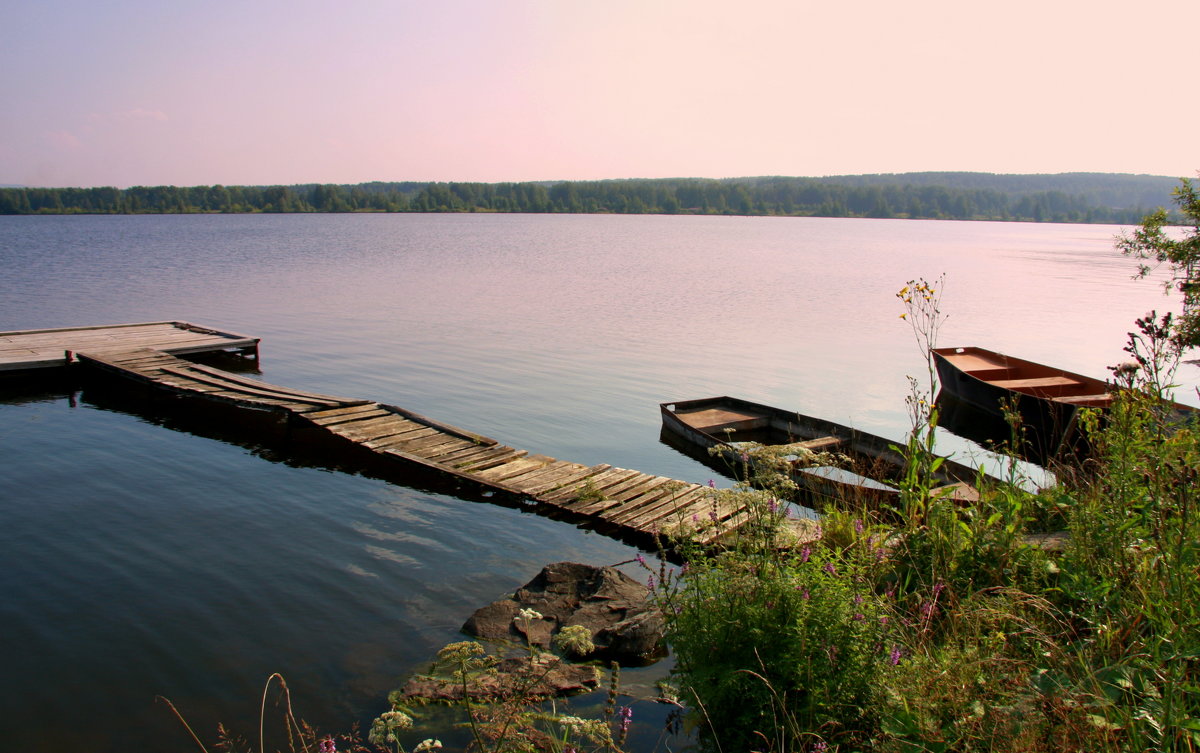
[{"xmin": 70, "ymin": 345, "xmax": 785, "ymax": 547}]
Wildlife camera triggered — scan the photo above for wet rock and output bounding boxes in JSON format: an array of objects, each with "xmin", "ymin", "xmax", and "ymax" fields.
[
  {"xmin": 462, "ymin": 562, "xmax": 665, "ymax": 666},
  {"xmin": 401, "ymin": 654, "xmax": 601, "ymax": 701}
]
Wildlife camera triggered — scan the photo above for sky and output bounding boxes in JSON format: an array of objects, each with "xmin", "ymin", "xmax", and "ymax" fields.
[{"xmin": 1, "ymin": 0, "xmax": 1197, "ymax": 188}]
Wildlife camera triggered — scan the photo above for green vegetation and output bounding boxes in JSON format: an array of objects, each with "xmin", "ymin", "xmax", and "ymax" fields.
[
  {"xmin": 170, "ymin": 224, "xmax": 1199, "ymax": 752},
  {"xmin": 0, "ymin": 173, "xmax": 1184, "ymax": 224},
  {"xmin": 648, "ymin": 274, "xmax": 1199, "ymax": 752},
  {"xmin": 1118, "ymin": 176, "xmax": 1200, "ymax": 347}
]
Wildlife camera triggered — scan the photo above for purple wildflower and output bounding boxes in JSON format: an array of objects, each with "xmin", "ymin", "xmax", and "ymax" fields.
[
  {"xmin": 854, "ymin": 518, "xmax": 864, "ymax": 535},
  {"xmin": 812, "ymin": 741, "xmax": 828, "ymax": 752},
  {"xmin": 636, "ymin": 554, "xmax": 646, "ymax": 566},
  {"xmin": 619, "ymin": 706, "xmax": 633, "ymax": 735},
  {"xmin": 853, "ymin": 612, "xmax": 865, "ymax": 621},
  {"xmin": 708, "ymin": 479, "xmax": 716, "ymax": 488},
  {"xmin": 823, "ymin": 562, "xmax": 837, "ymax": 576},
  {"xmin": 890, "ymin": 645, "xmax": 903, "ymax": 665},
  {"xmin": 879, "ymin": 615, "xmax": 889, "ymax": 627},
  {"xmin": 853, "ymin": 594, "xmax": 864, "ymax": 605},
  {"xmin": 692, "ymin": 513, "xmax": 700, "ymax": 524},
  {"xmin": 801, "ymin": 587, "xmax": 810, "ymax": 600},
  {"xmin": 319, "ymin": 738, "xmax": 336, "ymax": 753},
  {"xmin": 767, "ymin": 498, "xmax": 777, "ymax": 514},
  {"xmin": 709, "ymin": 510, "xmax": 719, "ymax": 523},
  {"xmin": 799, "ymin": 546, "xmax": 811, "ymax": 563},
  {"xmin": 647, "ymin": 574, "xmax": 655, "ymax": 590}
]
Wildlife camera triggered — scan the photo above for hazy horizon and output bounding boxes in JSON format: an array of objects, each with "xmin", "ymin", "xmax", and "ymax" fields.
[{"xmin": 3, "ymin": 0, "xmax": 1198, "ymax": 189}]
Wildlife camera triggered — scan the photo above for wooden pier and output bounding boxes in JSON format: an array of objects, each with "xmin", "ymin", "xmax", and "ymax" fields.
[
  {"xmin": 0, "ymin": 321, "xmax": 259, "ymax": 371},
  {"xmin": 54, "ymin": 336, "xmax": 803, "ymax": 548}
]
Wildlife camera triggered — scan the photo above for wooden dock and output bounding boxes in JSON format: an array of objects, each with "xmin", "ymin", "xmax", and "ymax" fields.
[
  {"xmin": 0, "ymin": 321, "xmax": 259, "ymax": 371},
  {"xmin": 71, "ymin": 346, "xmax": 798, "ymax": 548}
]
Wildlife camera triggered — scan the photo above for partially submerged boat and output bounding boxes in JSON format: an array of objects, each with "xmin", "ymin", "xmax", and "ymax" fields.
[
  {"xmin": 660, "ymin": 396, "xmax": 979, "ymax": 510},
  {"xmin": 932, "ymin": 346, "xmax": 1195, "ymax": 461}
]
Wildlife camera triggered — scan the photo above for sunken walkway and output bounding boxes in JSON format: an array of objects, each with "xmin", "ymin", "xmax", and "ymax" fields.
[{"xmin": 71, "ymin": 346, "xmax": 783, "ymax": 548}]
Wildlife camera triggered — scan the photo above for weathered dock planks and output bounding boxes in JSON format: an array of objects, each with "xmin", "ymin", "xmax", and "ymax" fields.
[
  {"xmin": 68, "ymin": 345, "xmax": 816, "ymax": 548},
  {"xmin": 0, "ymin": 321, "xmax": 260, "ymax": 372}
]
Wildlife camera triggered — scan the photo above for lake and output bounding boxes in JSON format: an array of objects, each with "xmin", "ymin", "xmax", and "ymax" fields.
[{"xmin": 1, "ymin": 213, "xmax": 1195, "ymax": 751}]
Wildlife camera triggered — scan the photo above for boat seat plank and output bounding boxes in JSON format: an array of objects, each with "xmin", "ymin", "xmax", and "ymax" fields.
[
  {"xmin": 677, "ymin": 406, "xmax": 770, "ymax": 434},
  {"xmin": 990, "ymin": 376, "xmax": 1081, "ymax": 390},
  {"xmin": 792, "ymin": 436, "xmax": 845, "ymax": 452}
]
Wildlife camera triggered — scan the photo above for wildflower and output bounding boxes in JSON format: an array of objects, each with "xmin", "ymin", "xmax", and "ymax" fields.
[
  {"xmin": 879, "ymin": 615, "xmax": 889, "ymax": 627},
  {"xmin": 890, "ymin": 645, "xmax": 903, "ymax": 665},
  {"xmin": 853, "ymin": 594, "xmax": 864, "ymax": 605},
  {"xmin": 618, "ymin": 705, "xmax": 633, "ymax": 735},
  {"xmin": 853, "ymin": 612, "xmax": 864, "ymax": 621},
  {"xmin": 369, "ymin": 710, "xmax": 414, "ymax": 746},
  {"xmin": 518, "ymin": 608, "xmax": 543, "ymax": 621},
  {"xmin": 554, "ymin": 624, "xmax": 596, "ymax": 656},
  {"xmin": 813, "ymin": 741, "xmax": 829, "ymax": 752},
  {"xmin": 636, "ymin": 553, "xmax": 646, "ymax": 566},
  {"xmin": 647, "ymin": 574, "xmax": 655, "ymax": 590},
  {"xmin": 708, "ymin": 479, "xmax": 715, "ymax": 488},
  {"xmin": 692, "ymin": 513, "xmax": 700, "ymax": 524},
  {"xmin": 319, "ymin": 737, "xmax": 336, "ymax": 753},
  {"xmin": 414, "ymin": 739, "xmax": 443, "ymax": 752},
  {"xmin": 854, "ymin": 518, "xmax": 863, "ymax": 535},
  {"xmin": 798, "ymin": 546, "xmax": 811, "ymax": 563},
  {"xmin": 767, "ymin": 498, "xmax": 777, "ymax": 514},
  {"xmin": 800, "ymin": 587, "xmax": 810, "ymax": 600},
  {"xmin": 823, "ymin": 562, "xmax": 837, "ymax": 576},
  {"xmin": 709, "ymin": 510, "xmax": 719, "ymax": 523}
]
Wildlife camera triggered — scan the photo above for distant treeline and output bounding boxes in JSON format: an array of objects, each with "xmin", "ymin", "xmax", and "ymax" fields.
[{"xmin": 0, "ymin": 173, "xmax": 1185, "ymax": 224}]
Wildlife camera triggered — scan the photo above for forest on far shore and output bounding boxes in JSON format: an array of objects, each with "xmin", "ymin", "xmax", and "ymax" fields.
[{"xmin": 0, "ymin": 172, "xmax": 1187, "ymax": 224}]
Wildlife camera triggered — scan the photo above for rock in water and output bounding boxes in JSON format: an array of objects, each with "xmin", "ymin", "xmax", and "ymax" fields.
[{"xmin": 462, "ymin": 562, "xmax": 665, "ymax": 666}]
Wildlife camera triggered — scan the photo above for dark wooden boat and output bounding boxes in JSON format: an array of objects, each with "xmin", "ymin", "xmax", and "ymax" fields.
[
  {"xmin": 932, "ymin": 346, "xmax": 1194, "ymax": 460},
  {"xmin": 660, "ymin": 396, "xmax": 980, "ymax": 510}
]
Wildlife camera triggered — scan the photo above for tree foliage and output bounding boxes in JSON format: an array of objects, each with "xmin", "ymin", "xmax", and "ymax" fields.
[
  {"xmin": 0, "ymin": 173, "xmax": 1183, "ymax": 225},
  {"xmin": 1117, "ymin": 176, "xmax": 1200, "ymax": 347}
]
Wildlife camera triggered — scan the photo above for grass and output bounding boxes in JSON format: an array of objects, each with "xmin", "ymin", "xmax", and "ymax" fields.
[{"xmin": 173, "ymin": 285, "xmax": 1198, "ymax": 753}]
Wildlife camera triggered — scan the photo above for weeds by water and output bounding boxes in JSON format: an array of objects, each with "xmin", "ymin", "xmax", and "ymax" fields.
[{"xmin": 179, "ymin": 282, "xmax": 1198, "ymax": 753}]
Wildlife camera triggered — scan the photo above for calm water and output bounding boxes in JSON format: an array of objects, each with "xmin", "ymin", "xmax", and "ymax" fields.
[{"xmin": 1, "ymin": 213, "xmax": 1195, "ymax": 751}]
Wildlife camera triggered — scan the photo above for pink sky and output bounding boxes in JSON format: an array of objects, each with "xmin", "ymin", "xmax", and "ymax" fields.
[{"xmin": 2, "ymin": 0, "xmax": 1197, "ymax": 188}]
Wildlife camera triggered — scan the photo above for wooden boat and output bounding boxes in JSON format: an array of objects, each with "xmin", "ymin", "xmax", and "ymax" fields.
[
  {"xmin": 932, "ymin": 346, "xmax": 1194, "ymax": 460},
  {"xmin": 660, "ymin": 396, "xmax": 980, "ymax": 510}
]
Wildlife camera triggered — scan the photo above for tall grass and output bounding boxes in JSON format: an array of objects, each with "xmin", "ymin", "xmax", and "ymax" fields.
[{"xmin": 653, "ymin": 291, "xmax": 1199, "ymax": 752}]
